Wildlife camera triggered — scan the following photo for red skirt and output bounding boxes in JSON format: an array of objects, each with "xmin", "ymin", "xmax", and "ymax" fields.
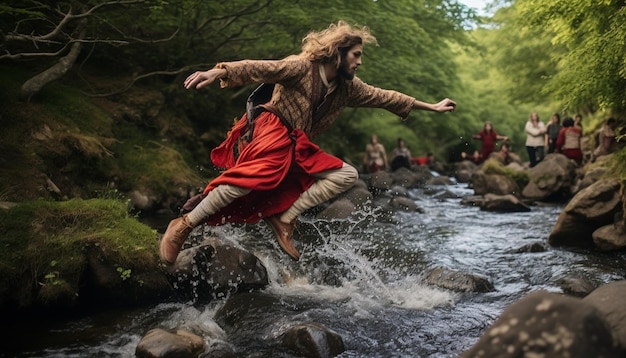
[{"xmin": 199, "ymin": 111, "xmax": 343, "ymax": 225}]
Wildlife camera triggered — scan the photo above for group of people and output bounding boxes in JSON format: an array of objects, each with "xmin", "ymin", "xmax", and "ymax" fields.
[
  {"xmin": 530, "ymin": 112, "xmax": 618, "ymax": 166},
  {"xmin": 465, "ymin": 112, "xmax": 619, "ymax": 168},
  {"xmin": 363, "ymin": 135, "xmax": 434, "ymax": 173}
]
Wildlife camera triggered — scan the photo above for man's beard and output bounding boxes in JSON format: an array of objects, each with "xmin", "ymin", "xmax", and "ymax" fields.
[{"xmin": 338, "ymin": 60, "xmax": 354, "ymax": 80}]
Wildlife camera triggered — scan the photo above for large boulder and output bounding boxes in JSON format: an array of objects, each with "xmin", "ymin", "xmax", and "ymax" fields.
[
  {"xmin": 162, "ymin": 237, "xmax": 269, "ymax": 301},
  {"xmin": 471, "ymin": 170, "xmax": 520, "ymax": 196},
  {"xmin": 548, "ymin": 178, "xmax": 622, "ymax": 247},
  {"xmin": 583, "ymin": 281, "xmax": 626, "ymax": 350},
  {"xmin": 522, "ymin": 153, "xmax": 578, "ymax": 201},
  {"xmin": 460, "ymin": 290, "xmax": 625, "ymax": 358}
]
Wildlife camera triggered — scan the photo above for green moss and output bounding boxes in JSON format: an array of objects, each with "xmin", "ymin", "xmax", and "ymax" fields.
[
  {"xmin": 482, "ymin": 158, "xmax": 530, "ymax": 189},
  {"xmin": 0, "ymin": 198, "xmax": 158, "ymax": 306}
]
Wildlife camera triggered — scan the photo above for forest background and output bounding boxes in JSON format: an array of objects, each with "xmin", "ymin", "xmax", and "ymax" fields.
[{"xmin": 1, "ymin": 0, "xmax": 625, "ymax": 211}]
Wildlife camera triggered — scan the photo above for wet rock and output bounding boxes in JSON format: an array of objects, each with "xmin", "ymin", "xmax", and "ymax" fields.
[
  {"xmin": 593, "ymin": 219, "xmax": 626, "ymax": 251},
  {"xmin": 199, "ymin": 340, "xmax": 237, "ymax": 358},
  {"xmin": 162, "ymin": 237, "xmax": 268, "ymax": 301},
  {"xmin": 509, "ymin": 242, "xmax": 548, "ymax": 253},
  {"xmin": 391, "ymin": 167, "xmax": 419, "ymax": 188},
  {"xmin": 479, "ymin": 193, "xmax": 531, "ymax": 212},
  {"xmin": 340, "ymin": 186, "xmax": 373, "ymax": 208},
  {"xmin": 424, "ymin": 267, "xmax": 494, "ymax": 293},
  {"xmin": 282, "ymin": 322, "xmax": 345, "ymax": 358},
  {"xmin": 548, "ymin": 178, "xmax": 622, "ymax": 248},
  {"xmin": 460, "ymin": 290, "xmax": 625, "ymax": 358},
  {"xmin": 389, "ymin": 196, "xmax": 422, "ymax": 212},
  {"xmin": 583, "ymin": 280, "xmax": 626, "ymax": 350},
  {"xmin": 558, "ymin": 275, "xmax": 598, "ymax": 297},
  {"xmin": 425, "ymin": 176, "xmax": 454, "ymax": 186},
  {"xmin": 369, "ymin": 171, "xmax": 393, "ymax": 192},
  {"xmin": 471, "ymin": 170, "xmax": 520, "ymax": 196},
  {"xmin": 521, "ymin": 153, "xmax": 578, "ymax": 201},
  {"xmin": 454, "ymin": 169, "xmax": 473, "ymax": 183},
  {"xmin": 316, "ymin": 198, "xmax": 356, "ymax": 220},
  {"xmin": 388, "ymin": 185, "xmax": 409, "ymax": 198},
  {"xmin": 136, "ymin": 328, "xmax": 206, "ymax": 358},
  {"xmin": 453, "ymin": 160, "xmax": 478, "ymax": 183},
  {"xmin": 460, "ymin": 195, "xmax": 483, "ymax": 207}
]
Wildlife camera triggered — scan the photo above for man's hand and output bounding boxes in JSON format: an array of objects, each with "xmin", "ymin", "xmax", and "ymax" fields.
[
  {"xmin": 433, "ymin": 98, "xmax": 457, "ymax": 113},
  {"xmin": 184, "ymin": 68, "xmax": 226, "ymax": 90}
]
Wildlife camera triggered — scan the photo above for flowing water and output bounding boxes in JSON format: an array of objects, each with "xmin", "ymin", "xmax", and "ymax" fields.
[{"xmin": 6, "ymin": 183, "xmax": 626, "ymax": 357}]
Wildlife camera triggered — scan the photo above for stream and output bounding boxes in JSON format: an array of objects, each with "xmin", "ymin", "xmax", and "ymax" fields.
[{"xmin": 5, "ymin": 182, "xmax": 626, "ymax": 357}]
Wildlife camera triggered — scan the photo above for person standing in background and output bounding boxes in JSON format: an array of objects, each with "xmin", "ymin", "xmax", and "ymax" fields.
[
  {"xmin": 471, "ymin": 121, "xmax": 508, "ymax": 161},
  {"xmin": 525, "ymin": 112, "xmax": 546, "ymax": 167},
  {"xmin": 545, "ymin": 113, "xmax": 562, "ymax": 154},
  {"xmin": 574, "ymin": 114, "xmax": 584, "ymax": 134},
  {"xmin": 364, "ymin": 134, "xmax": 388, "ymax": 173}
]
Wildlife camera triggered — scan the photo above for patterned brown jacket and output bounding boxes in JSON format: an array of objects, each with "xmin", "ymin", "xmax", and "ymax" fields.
[{"xmin": 216, "ymin": 56, "xmax": 416, "ymax": 140}]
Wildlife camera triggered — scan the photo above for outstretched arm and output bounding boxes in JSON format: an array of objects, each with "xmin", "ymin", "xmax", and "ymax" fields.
[
  {"xmin": 184, "ymin": 68, "xmax": 228, "ymax": 90},
  {"xmin": 412, "ymin": 98, "xmax": 456, "ymax": 113}
]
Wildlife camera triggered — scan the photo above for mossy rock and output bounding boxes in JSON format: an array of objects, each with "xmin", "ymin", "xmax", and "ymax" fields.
[{"xmin": 0, "ymin": 198, "xmax": 169, "ymax": 315}]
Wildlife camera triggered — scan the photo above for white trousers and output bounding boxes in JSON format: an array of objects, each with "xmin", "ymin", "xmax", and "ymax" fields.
[{"xmin": 186, "ymin": 162, "xmax": 358, "ymax": 226}]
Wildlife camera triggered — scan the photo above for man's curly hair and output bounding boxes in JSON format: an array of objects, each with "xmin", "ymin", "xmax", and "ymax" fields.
[{"xmin": 300, "ymin": 21, "xmax": 378, "ymax": 65}]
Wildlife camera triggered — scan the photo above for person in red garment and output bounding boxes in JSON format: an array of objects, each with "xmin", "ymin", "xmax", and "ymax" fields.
[
  {"xmin": 471, "ymin": 121, "xmax": 508, "ymax": 161},
  {"xmin": 555, "ymin": 117, "xmax": 583, "ymax": 165},
  {"xmin": 159, "ymin": 21, "xmax": 457, "ymax": 264}
]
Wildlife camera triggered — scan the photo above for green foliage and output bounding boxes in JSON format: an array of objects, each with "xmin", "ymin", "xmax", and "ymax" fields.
[
  {"xmin": 0, "ymin": 198, "xmax": 158, "ymax": 306},
  {"xmin": 491, "ymin": 0, "xmax": 626, "ymax": 114}
]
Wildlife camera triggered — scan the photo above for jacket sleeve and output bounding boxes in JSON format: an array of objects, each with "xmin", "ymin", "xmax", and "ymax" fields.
[
  {"xmin": 215, "ymin": 56, "xmax": 308, "ymax": 88},
  {"xmin": 346, "ymin": 78, "xmax": 416, "ymax": 119}
]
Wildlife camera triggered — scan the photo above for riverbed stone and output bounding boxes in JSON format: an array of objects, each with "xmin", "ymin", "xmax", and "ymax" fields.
[
  {"xmin": 281, "ymin": 322, "xmax": 345, "ymax": 358},
  {"xmin": 391, "ymin": 167, "xmax": 419, "ymax": 188},
  {"xmin": 592, "ymin": 220, "xmax": 626, "ymax": 251},
  {"xmin": 369, "ymin": 171, "xmax": 393, "ymax": 192},
  {"xmin": 136, "ymin": 328, "xmax": 206, "ymax": 358},
  {"xmin": 426, "ymin": 175, "xmax": 454, "ymax": 186},
  {"xmin": 162, "ymin": 237, "xmax": 268, "ymax": 301},
  {"xmin": 521, "ymin": 153, "xmax": 578, "ymax": 201},
  {"xmin": 389, "ymin": 196, "xmax": 421, "ymax": 212},
  {"xmin": 583, "ymin": 280, "xmax": 626, "ymax": 350},
  {"xmin": 548, "ymin": 178, "xmax": 622, "ymax": 248},
  {"xmin": 316, "ymin": 198, "xmax": 356, "ymax": 220},
  {"xmin": 424, "ymin": 267, "xmax": 494, "ymax": 293},
  {"xmin": 460, "ymin": 290, "xmax": 625, "ymax": 358},
  {"xmin": 471, "ymin": 171, "xmax": 520, "ymax": 196},
  {"xmin": 479, "ymin": 193, "xmax": 531, "ymax": 212},
  {"xmin": 341, "ymin": 186, "xmax": 373, "ymax": 207}
]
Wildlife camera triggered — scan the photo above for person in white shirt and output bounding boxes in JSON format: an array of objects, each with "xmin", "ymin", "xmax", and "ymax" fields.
[{"xmin": 525, "ymin": 112, "xmax": 546, "ymax": 167}]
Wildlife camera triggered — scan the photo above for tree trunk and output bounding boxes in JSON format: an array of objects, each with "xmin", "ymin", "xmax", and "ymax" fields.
[{"xmin": 19, "ymin": 21, "xmax": 87, "ymax": 102}]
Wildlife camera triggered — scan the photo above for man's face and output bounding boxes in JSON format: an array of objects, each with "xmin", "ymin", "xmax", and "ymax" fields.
[{"xmin": 338, "ymin": 44, "xmax": 363, "ymax": 80}]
